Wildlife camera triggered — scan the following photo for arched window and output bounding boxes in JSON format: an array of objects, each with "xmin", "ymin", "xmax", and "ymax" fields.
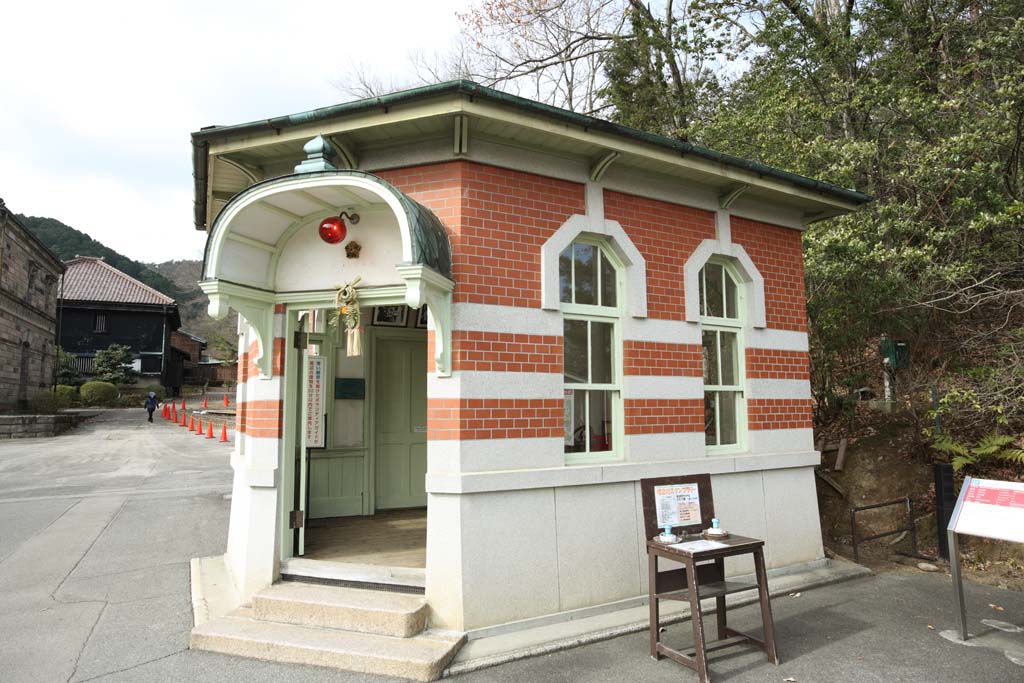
[
  {"xmin": 700, "ymin": 260, "xmax": 745, "ymax": 449},
  {"xmin": 560, "ymin": 238, "xmax": 622, "ymax": 462}
]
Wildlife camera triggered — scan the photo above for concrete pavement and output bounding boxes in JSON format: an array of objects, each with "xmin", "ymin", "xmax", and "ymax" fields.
[{"xmin": 1, "ymin": 409, "xmax": 1022, "ymax": 682}]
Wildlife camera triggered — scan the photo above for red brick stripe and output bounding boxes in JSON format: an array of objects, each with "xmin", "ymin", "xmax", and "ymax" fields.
[
  {"xmin": 236, "ymin": 399, "xmax": 283, "ymax": 438},
  {"xmin": 624, "ymin": 341, "xmax": 703, "ymax": 376},
  {"xmin": 451, "ymin": 331, "xmax": 562, "ymax": 373},
  {"xmin": 747, "ymin": 398, "xmax": 813, "ymax": 430},
  {"xmin": 745, "ymin": 348, "xmax": 810, "ymax": 380},
  {"xmin": 624, "ymin": 398, "xmax": 704, "ymax": 434},
  {"xmin": 427, "ymin": 398, "xmax": 563, "ymax": 440}
]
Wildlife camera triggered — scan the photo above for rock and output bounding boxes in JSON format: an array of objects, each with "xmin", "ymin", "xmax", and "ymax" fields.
[{"xmin": 917, "ymin": 562, "xmax": 939, "ymax": 572}]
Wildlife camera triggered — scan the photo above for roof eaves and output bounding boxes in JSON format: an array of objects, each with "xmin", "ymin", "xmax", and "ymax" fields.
[{"xmin": 191, "ymin": 80, "xmax": 870, "ymax": 229}]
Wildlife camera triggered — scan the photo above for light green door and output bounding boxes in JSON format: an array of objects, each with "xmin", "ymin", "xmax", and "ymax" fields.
[{"xmin": 374, "ymin": 338, "xmax": 428, "ymax": 509}]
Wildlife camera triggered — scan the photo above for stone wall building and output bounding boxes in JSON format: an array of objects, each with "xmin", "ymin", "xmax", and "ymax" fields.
[{"xmin": 0, "ymin": 199, "xmax": 64, "ymax": 410}]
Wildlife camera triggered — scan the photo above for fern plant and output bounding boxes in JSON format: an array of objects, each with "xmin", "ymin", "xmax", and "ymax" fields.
[{"xmin": 932, "ymin": 431, "xmax": 1024, "ymax": 472}]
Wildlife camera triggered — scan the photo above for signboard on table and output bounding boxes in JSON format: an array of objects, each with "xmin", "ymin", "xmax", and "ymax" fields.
[
  {"xmin": 654, "ymin": 483, "xmax": 702, "ymax": 527},
  {"xmin": 947, "ymin": 476, "xmax": 1024, "ymax": 640},
  {"xmin": 305, "ymin": 355, "xmax": 325, "ymax": 448}
]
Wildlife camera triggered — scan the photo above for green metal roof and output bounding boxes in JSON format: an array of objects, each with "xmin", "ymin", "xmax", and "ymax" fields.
[
  {"xmin": 203, "ymin": 170, "xmax": 452, "ymax": 279},
  {"xmin": 192, "ymin": 80, "xmax": 870, "ymax": 230}
]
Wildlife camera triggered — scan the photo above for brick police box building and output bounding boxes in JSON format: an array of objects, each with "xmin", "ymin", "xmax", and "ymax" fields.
[{"xmin": 189, "ymin": 82, "xmax": 868, "ymax": 676}]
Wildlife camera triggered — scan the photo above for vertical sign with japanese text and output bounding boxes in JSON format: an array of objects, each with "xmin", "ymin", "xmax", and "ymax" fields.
[{"xmin": 305, "ymin": 355, "xmax": 325, "ymax": 448}]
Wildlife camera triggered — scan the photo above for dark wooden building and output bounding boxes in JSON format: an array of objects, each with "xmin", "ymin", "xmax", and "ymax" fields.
[{"xmin": 60, "ymin": 257, "xmax": 182, "ymax": 388}]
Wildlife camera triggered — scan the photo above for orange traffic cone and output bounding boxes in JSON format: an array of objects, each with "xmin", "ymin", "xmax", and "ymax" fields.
[
  {"xmin": 206, "ymin": 422, "xmax": 215, "ymax": 439},
  {"xmin": 188, "ymin": 415, "xmax": 195, "ymax": 431},
  {"xmin": 161, "ymin": 405, "xmax": 168, "ymax": 420},
  {"xmin": 219, "ymin": 424, "xmax": 229, "ymax": 443},
  {"xmin": 179, "ymin": 411, "xmax": 187, "ymax": 427},
  {"xmin": 223, "ymin": 394, "xmax": 229, "ymax": 408},
  {"xmin": 202, "ymin": 397, "xmax": 208, "ymax": 409},
  {"xmin": 195, "ymin": 417, "xmax": 203, "ymax": 434},
  {"xmin": 172, "ymin": 404, "xmax": 178, "ymax": 422}
]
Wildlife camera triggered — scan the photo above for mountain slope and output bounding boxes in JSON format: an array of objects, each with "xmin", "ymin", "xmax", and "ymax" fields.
[
  {"xmin": 18, "ymin": 214, "xmax": 185, "ymax": 299},
  {"xmin": 20, "ymin": 214, "xmax": 237, "ymax": 358}
]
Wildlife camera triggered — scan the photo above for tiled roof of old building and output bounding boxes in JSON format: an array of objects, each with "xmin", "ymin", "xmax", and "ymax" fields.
[{"xmin": 62, "ymin": 257, "xmax": 175, "ymax": 306}]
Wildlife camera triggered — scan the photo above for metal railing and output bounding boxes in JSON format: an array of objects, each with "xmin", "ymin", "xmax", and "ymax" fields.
[{"xmin": 849, "ymin": 496, "xmax": 928, "ymax": 563}]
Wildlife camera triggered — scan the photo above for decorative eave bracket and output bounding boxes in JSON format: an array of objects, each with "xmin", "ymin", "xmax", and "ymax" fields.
[
  {"xmin": 396, "ymin": 263, "xmax": 456, "ymax": 376},
  {"xmin": 200, "ymin": 279, "xmax": 277, "ymax": 378},
  {"xmin": 719, "ymin": 184, "xmax": 749, "ymax": 209},
  {"xmin": 590, "ymin": 151, "xmax": 619, "ymax": 182}
]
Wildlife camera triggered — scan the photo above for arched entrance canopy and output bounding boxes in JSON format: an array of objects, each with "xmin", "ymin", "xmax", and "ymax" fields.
[{"xmin": 200, "ymin": 170, "xmax": 455, "ymax": 377}]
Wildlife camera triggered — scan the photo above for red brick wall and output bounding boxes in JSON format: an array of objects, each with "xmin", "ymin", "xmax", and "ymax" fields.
[
  {"xmin": 624, "ymin": 341, "xmax": 703, "ymax": 377},
  {"xmin": 624, "ymin": 398, "xmax": 704, "ymax": 434},
  {"xmin": 451, "ymin": 331, "xmax": 562, "ymax": 373},
  {"xmin": 427, "ymin": 398, "xmax": 563, "ymax": 440},
  {"xmin": 379, "ymin": 162, "xmax": 585, "ymax": 308},
  {"xmin": 603, "ymin": 191, "xmax": 715, "ymax": 321},
  {"xmin": 747, "ymin": 398, "xmax": 813, "ymax": 430},
  {"xmin": 731, "ymin": 216, "xmax": 807, "ymax": 332},
  {"xmin": 745, "ymin": 348, "xmax": 810, "ymax": 380},
  {"xmin": 237, "ymin": 399, "xmax": 284, "ymax": 438}
]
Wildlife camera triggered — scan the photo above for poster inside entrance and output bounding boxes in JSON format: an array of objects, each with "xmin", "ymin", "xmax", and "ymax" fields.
[{"xmin": 654, "ymin": 483, "xmax": 701, "ymax": 527}]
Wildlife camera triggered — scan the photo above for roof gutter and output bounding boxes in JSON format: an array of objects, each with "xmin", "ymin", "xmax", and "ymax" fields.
[{"xmin": 191, "ymin": 80, "xmax": 871, "ymax": 230}]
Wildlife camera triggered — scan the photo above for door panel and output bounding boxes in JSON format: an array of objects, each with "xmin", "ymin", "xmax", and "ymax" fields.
[
  {"xmin": 375, "ymin": 338, "xmax": 427, "ymax": 509},
  {"xmin": 309, "ymin": 453, "xmax": 365, "ymax": 518}
]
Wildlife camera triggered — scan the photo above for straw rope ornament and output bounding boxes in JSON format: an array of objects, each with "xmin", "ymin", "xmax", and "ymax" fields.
[{"xmin": 330, "ymin": 276, "xmax": 363, "ymax": 356}]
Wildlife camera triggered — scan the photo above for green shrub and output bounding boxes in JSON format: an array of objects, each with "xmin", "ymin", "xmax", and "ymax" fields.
[
  {"xmin": 29, "ymin": 389, "xmax": 69, "ymax": 414},
  {"xmin": 80, "ymin": 381, "xmax": 119, "ymax": 407},
  {"xmin": 55, "ymin": 385, "xmax": 78, "ymax": 405},
  {"xmin": 143, "ymin": 384, "xmax": 165, "ymax": 401}
]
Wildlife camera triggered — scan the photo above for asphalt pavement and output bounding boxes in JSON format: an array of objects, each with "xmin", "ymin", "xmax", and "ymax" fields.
[{"xmin": 0, "ymin": 409, "xmax": 1021, "ymax": 682}]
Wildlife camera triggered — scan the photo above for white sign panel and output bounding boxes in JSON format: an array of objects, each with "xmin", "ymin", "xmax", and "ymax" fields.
[
  {"xmin": 949, "ymin": 477, "xmax": 1024, "ymax": 543},
  {"xmin": 654, "ymin": 483, "xmax": 701, "ymax": 527},
  {"xmin": 305, "ymin": 355, "xmax": 325, "ymax": 448}
]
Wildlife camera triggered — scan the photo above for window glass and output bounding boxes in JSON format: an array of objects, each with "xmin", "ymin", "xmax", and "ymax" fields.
[
  {"xmin": 559, "ymin": 248, "xmax": 573, "ymax": 303},
  {"xmin": 563, "ymin": 319, "xmax": 588, "ymax": 383},
  {"xmin": 725, "ymin": 273, "xmax": 738, "ymax": 319},
  {"xmin": 565, "ymin": 389, "xmax": 587, "ymax": 453},
  {"xmin": 588, "ymin": 390, "xmax": 612, "ymax": 452},
  {"xmin": 559, "ymin": 239, "xmax": 618, "ymax": 308},
  {"xmin": 590, "ymin": 321, "xmax": 613, "ymax": 384},
  {"xmin": 719, "ymin": 391, "xmax": 739, "ymax": 445},
  {"xmin": 600, "ymin": 252, "xmax": 617, "ymax": 307},
  {"xmin": 702, "ymin": 330, "xmax": 719, "ymax": 385},
  {"xmin": 720, "ymin": 331, "xmax": 738, "ymax": 385},
  {"xmin": 704, "ymin": 392, "xmax": 718, "ymax": 446},
  {"xmin": 704, "ymin": 262, "xmax": 724, "ymax": 317},
  {"xmin": 573, "ymin": 242, "xmax": 598, "ymax": 305}
]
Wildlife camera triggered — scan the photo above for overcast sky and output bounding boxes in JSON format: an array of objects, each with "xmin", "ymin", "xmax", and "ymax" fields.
[{"xmin": 0, "ymin": 1, "xmax": 469, "ymax": 264}]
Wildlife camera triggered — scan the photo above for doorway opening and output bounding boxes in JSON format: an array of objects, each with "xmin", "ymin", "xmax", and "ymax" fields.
[{"xmin": 285, "ymin": 305, "xmax": 429, "ymax": 579}]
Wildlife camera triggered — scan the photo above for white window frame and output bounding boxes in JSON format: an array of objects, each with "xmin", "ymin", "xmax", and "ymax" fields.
[
  {"xmin": 700, "ymin": 259, "xmax": 747, "ymax": 453},
  {"xmin": 560, "ymin": 236, "xmax": 624, "ymax": 465}
]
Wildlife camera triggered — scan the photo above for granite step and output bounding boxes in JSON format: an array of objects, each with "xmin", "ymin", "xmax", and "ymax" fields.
[
  {"xmin": 253, "ymin": 582, "xmax": 428, "ymax": 637},
  {"xmin": 191, "ymin": 608, "xmax": 464, "ymax": 682}
]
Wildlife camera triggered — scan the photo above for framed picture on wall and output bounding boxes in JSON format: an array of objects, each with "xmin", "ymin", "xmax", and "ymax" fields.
[
  {"xmin": 416, "ymin": 306, "xmax": 428, "ymax": 328},
  {"xmin": 372, "ymin": 305, "xmax": 408, "ymax": 327}
]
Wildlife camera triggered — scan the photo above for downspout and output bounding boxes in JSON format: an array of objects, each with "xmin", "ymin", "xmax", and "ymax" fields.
[{"xmin": 54, "ymin": 273, "xmax": 64, "ymax": 391}]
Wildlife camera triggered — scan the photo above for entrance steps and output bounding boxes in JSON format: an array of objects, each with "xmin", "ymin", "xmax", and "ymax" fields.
[{"xmin": 191, "ymin": 582, "xmax": 463, "ymax": 681}]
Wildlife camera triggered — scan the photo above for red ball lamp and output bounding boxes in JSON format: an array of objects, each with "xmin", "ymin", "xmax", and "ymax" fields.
[{"xmin": 318, "ymin": 211, "xmax": 359, "ymax": 244}]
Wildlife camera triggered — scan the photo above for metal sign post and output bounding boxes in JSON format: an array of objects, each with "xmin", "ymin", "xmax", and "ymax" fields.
[{"xmin": 947, "ymin": 475, "xmax": 1024, "ymax": 641}]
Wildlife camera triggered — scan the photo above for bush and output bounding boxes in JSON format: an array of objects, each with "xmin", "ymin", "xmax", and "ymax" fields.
[
  {"xmin": 80, "ymin": 381, "xmax": 119, "ymax": 407},
  {"xmin": 29, "ymin": 389, "xmax": 70, "ymax": 414},
  {"xmin": 94, "ymin": 344, "xmax": 137, "ymax": 385},
  {"xmin": 55, "ymin": 385, "xmax": 78, "ymax": 406},
  {"xmin": 143, "ymin": 384, "xmax": 165, "ymax": 401}
]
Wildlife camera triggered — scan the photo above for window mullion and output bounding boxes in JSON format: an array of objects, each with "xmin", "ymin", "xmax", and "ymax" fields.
[
  {"xmin": 714, "ymin": 391, "xmax": 722, "ymax": 447},
  {"xmin": 596, "ymin": 252, "xmax": 602, "ymax": 307},
  {"xmin": 570, "ymin": 247, "xmax": 576, "ymax": 304}
]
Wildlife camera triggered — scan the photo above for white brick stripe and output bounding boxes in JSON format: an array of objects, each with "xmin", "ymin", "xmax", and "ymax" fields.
[
  {"xmin": 623, "ymin": 376, "xmax": 703, "ymax": 399},
  {"xmin": 746, "ymin": 329, "xmax": 809, "ymax": 352},
  {"xmin": 622, "ymin": 317, "xmax": 701, "ymax": 344},
  {"xmin": 624, "ymin": 432, "xmax": 705, "ymax": 462},
  {"xmin": 745, "ymin": 379, "xmax": 812, "ymax": 400},
  {"xmin": 746, "ymin": 428, "xmax": 815, "ymax": 454},
  {"xmin": 429, "ymin": 437, "xmax": 563, "ymax": 473},
  {"xmin": 453, "ymin": 303, "xmax": 561, "ymax": 335},
  {"xmin": 428, "ymin": 372, "xmax": 562, "ymax": 399}
]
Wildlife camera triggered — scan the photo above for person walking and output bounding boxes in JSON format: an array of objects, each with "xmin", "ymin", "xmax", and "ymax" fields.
[{"xmin": 144, "ymin": 392, "xmax": 159, "ymax": 423}]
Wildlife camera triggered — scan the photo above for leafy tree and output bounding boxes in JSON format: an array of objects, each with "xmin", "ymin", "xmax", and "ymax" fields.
[{"xmin": 93, "ymin": 344, "xmax": 137, "ymax": 385}]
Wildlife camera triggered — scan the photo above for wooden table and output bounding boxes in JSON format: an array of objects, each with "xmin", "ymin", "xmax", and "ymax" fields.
[{"xmin": 647, "ymin": 535, "xmax": 778, "ymax": 683}]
